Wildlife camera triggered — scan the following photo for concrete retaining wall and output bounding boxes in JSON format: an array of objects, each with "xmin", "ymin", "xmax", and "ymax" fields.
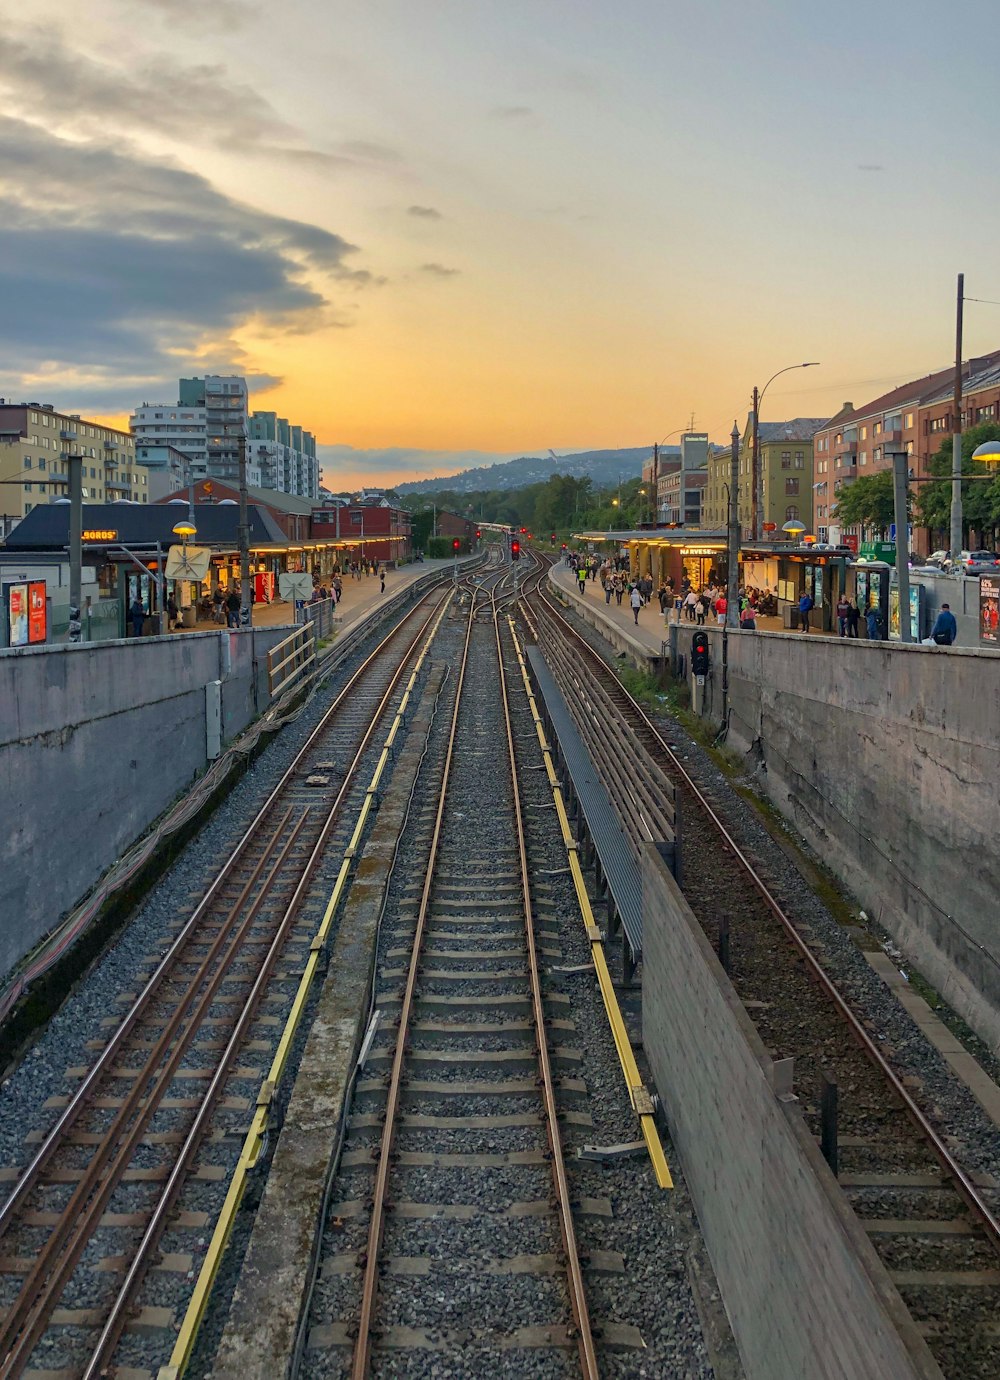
[
  {"xmin": 642, "ymin": 844, "xmax": 941, "ymax": 1380},
  {"xmin": 688, "ymin": 624, "xmax": 1000, "ymax": 1050},
  {"xmin": 0, "ymin": 626, "xmax": 291, "ymax": 980},
  {"xmin": 547, "ymin": 576, "xmax": 664, "ymax": 673}
]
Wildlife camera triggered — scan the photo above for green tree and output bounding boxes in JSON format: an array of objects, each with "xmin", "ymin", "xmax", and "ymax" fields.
[
  {"xmin": 914, "ymin": 422, "xmax": 1000, "ymax": 546},
  {"xmin": 832, "ymin": 470, "xmax": 898, "ymax": 535}
]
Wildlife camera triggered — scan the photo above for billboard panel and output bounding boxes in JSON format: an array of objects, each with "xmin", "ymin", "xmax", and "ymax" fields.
[{"xmin": 980, "ymin": 575, "xmax": 1000, "ymax": 645}]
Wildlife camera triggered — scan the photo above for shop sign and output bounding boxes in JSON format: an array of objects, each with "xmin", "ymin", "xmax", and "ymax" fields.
[
  {"xmin": 980, "ymin": 575, "xmax": 1000, "ymax": 645},
  {"xmin": 82, "ymin": 528, "xmax": 118, "ymax": 541},
  {"xmin": 680, "ymin": 546, "xmax": 720, "ymax": 555}
]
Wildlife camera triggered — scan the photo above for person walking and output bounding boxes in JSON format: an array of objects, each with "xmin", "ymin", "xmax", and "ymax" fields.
[
  {"xmin": 212, "ymin": 586, "xmax": 225, "ymax": 624},
  {"xmin": 614, "ymin": 574, "xmax": 625, "ymax": 606},
  {"xmin": 847, "ymin": 597, "xmax": 860, "ymax": 638},
  {"xmin": 630, "ymin": 584, "xmax": 643, "ymax": 625},
  {"xmin": 167, "ymin": 593, "xmax": 179, "ymax": 631},
  {"xmin": 379, "ymin": 567, "xmax": 386, "ymax": 594},
  {"xmin": 930, "ymin": 602, "xmax": 957, "ymax": 645},
  {"xmin": 604, "ymin": 574, "xmax": 614, "ymax": 605},
  {"xmin": 798, "ymin": 589, "xmax": 814, "ymax": 633},
  {"xmin": 714, "ymin": 593, "xmax": 727, "ymax": 626},
  {"xmin": 836, "ymin": 594, "xmax": 850, "ymax": 637},
  {"xmin": 129, "ymin": 596, "xmax": 144, "ymax": 639},
  {"xmin": 865, "ymin": 602, "xmax": 882, "ymax": 641},
  {"xmin": 577, "ymin": 564, "xmax": 587, "ymax": 595}
]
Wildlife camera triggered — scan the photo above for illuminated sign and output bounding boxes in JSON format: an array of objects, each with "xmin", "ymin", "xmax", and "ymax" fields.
[
  {"xmin": 680, "ymin": 546, "xmax": 721, "ymax": 555},
  {"xmin": 82, "ymin": 528, "xmax": 118, "ymax": 541}
]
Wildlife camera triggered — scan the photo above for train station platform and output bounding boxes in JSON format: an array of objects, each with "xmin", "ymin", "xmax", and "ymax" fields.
[
  {"xmin": 548, "ymin": 562, "xmax": 823, "ymax": 658},
  {"xmin": 171, "ymin": 557, "xmax": 464, "ymax": 639}
]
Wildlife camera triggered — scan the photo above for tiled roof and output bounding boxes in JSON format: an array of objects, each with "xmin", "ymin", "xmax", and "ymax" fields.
[
  {"xmin": 758, "ymin": 418, "xmax": 828, "ymax": 443},
  {"xmin": 818, "ymin": 350, "xmax": 1000, "ymax": 429}
]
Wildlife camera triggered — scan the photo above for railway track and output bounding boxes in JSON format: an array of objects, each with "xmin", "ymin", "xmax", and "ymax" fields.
[
  {"xmin": 301, "ymin": 559, "xmax": 613, "ymax": 1379},
  {"xmin": 526, "ymin": 555, "xmax": 1000, "ymax": 1380},
  {"xmin": 0, "ymin": 578, "xmax": 465, "ymax": 1378}
]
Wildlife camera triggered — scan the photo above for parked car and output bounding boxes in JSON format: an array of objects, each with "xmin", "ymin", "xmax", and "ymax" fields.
[{"xmin": 959, "ymin": 549, "xmax": 1000, "ymax": 571}]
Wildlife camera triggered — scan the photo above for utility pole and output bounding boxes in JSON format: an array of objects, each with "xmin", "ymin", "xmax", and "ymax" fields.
[
  {"xmin": 751, "ymin": 388, "xmax": 760, "ymax": 542},
  {"xmin": 727, "ymin": 423, "xmax": 740, "ymax": 629},
  {"xmin": 238, "ymin": 433, "xmax": 252, "ymax": 628},
  {"xmin": 891, "ymin": 450, "xmax": 913, "ymax": 643},
  {"xmin": 949, "ymin": 272, "xmax": 965, "ymax": 562},
  {"xmin": 652, "ymin": 442, "xmax": 659, "ymax": 524},
  {"xmin": 67, "ymin": 450, "xmax": 83, "ymax": 636}
]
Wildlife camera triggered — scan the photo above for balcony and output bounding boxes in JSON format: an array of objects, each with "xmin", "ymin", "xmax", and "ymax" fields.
[{"xmin": 59, "ymin": 428, "xmax": 77, "ymax": 442}]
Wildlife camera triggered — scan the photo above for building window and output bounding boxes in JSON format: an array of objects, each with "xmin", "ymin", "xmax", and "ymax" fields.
[
  {"xmin": 795, "ymin": 451, "xmax": 804, "ymax": 468},
  {"xmin": 874, "ymin": 447, "xmax": 882, "ymax": 462},
  {"xmin": 860, "ymin": 426, "xmax": 867, "ymax": 440},
  {"xmin": 785, "ymin": 505, "xmax": 799, "ymax": 520},
  {"xmin": 24, "ymin": 457, "xmax": 32, "ymax": 469},
  {"xmin": 785, "ymin": 478, "xmax": 800, "ymax": 496},
  {"xmin": 873, "ymin": 421, "xmax": 881, "ymax": 435},
  {"xmin": 781, "ymin": 453, "xmax": 791, "ymax": 469},
  {"xmin": 905, "ymin": 413, "xmax": 914, "ymax": 428},
  {"xmin": 38, "ymin": 458, "xmax": 46, "ymax": 471},
  {"xmin": 23, "ymin": 482, "xmax": 31, "ymax": 492}
]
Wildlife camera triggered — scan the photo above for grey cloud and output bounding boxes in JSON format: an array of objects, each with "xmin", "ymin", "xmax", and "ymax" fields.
[
  {"xmin": 0, "ymin": 27, "xmax": 405, "ymax": 171},
  {"xmin": 0, "ymin": 31, "xmax": 287, "ymax": 150},
  {"xmin": 420, "ymin": 263, "xmax": 460, "ymax": 278},
  {"xmin": 491, "ymin": 105, "xmax": 534, "ymax": 119},
  {"xmin": 857, "ymin": 163, "xmax": 885, "ymax": 172},
  {"xmin": 0, "ymin": 118, "xmax": 368, "ymax": 409},
  {"xmin": 408, "ymin": 205, "xmax": 443, "ymax": 220}
]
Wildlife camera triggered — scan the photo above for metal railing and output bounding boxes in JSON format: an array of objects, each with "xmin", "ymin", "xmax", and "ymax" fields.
[{"xmin": 266, "ymin": 625, "xmax": 317, "ymax": 699}]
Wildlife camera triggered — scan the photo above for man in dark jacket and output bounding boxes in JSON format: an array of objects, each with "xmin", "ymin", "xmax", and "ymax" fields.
[
  {"xmin": 930, "ymin": 603, "xmax": 958, "ymax": 645},
  {"xmin": 798, "ymin": 590, "xmax": 814, "ymax": 633}
]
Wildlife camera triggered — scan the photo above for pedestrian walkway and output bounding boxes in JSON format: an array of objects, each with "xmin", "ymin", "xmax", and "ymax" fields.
[
  {"xmin": 170, "ymin": 558, "xmax": 464, "ymax": 638},
  {"xmin": 550, "ymin": 562, "xmax": 827, "ymax": 651}
]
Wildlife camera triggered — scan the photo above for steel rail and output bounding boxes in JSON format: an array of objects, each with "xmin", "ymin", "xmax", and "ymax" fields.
[
  {"xmin": 529, "ymin": 555, "xmax": 1000, "ymax": 1258},
  {"xmin": 0, "ymin": 812, "xmax": 312, "ymax": 1373},
  {"xmin": 0, "ymin": 588, "xmax": 451, "ymax": 1375},
  {"xmin": 350, "ymin": 574, "xmax": 489, "ymax": 1378},
  {"xmin": 491, "ymin": 587, "xmax": 600, "ymax": 1378},
  {"xmin": 0, "ymin": 585, "xmax": 449, "ymax": 1248},
  {"xmin": 82, "ymin": 588, "xmax": 458, "ymax": 1380},
  {"xmin": 157, "ymin": 589, "xmax": 458, "ymax": 1380}
]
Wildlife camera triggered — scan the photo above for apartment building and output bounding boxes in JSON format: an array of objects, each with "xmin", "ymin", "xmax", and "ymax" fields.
[
  {"xmin": 248, "ymin": 412, "xmax": 319, "ymax": 500},
  {"xmin": 812, "ymin": 349, "xmax": 1000, "ymax": 547},
  {"xmin": 129, "ymin": 402, "xmax": 208, "ymax": 477},
  {"xmin": 130, "ymin": 378, "xmax": 319, "ymax": 499},
  {"xmin": 702, "ymin": 416, "xmax": 825, "ymax": 536},
  {"xmin": 0, "ymin": 400, "xmax": 146, "ymax": 527}
]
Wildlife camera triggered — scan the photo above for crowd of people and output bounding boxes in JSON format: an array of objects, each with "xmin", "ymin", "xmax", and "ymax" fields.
[{"xmin": 565, "ymin": 552, "xmax": 780, "ymax": 629}]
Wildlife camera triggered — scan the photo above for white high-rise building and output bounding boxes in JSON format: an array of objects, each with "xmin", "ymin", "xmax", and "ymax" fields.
[
  {"xmin": 129, "ymin": 375, "xmax": 322, "ymax": 495},
  {"xmin": 129, "ymin": 403, "xmax": 208, "ymax": 477}
]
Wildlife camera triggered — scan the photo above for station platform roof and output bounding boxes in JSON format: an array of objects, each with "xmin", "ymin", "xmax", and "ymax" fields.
[{"xmin": 571, "ymin": 528, "xmax": 729, "ymax": 544}]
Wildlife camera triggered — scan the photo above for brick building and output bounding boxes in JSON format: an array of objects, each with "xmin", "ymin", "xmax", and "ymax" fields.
[
  {"xmin": 311, "ymin": 500, "xmax": 412, "ymax": 564},
  {"xmin": 813, "ymin": 349, "xmax": 1000, "ymax": 551}
]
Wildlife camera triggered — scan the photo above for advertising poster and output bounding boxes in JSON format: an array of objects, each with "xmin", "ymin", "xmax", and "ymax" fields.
[
  {"xmin": 980, "ymin": 575, "xmax": 1000, "ymax": 645},
  {"xmin": 888, "ymin": 586, "xmax": 920, "ymax": 642},
  {"xmin": 5, "ymin": 582, "xmax": 28, "ymax": 647},
  {"xmin": 28, "ymin": 581, "xmax": 47, "ymax": 644}
]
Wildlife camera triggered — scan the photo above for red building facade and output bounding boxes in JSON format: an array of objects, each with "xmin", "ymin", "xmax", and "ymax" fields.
[{"xmin": 310, "ymin": 503, "xmax": 412, "ymax": 564}]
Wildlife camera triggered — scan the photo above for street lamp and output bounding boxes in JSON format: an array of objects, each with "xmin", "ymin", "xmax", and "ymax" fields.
[
  {"xmin": 972, "ymin": 439, "xmax": 1000, "ymax": 469},
  {"xmin": 752, "ymin": 362, "xmax": 820, "ymax": 540},
  {"xmin": 638, "ymin": 487, "xmax": 648, "ymax": 525},
  {"xmin": 781, "ymin": 518, "xmax": 806, "ymax": 541}
]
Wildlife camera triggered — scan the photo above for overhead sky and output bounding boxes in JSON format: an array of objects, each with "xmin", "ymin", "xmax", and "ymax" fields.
[{"xmin": 4, "ymin": 0, "xmax": 1000, "ymax": 489}]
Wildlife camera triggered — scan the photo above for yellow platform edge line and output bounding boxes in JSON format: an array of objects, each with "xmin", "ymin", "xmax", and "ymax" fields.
[
  {"xmin": 159, "ymin": 591, "xmax": 454, "ymax": 1380},
  {"xmin": 507, "ymin": 616, "xmax": 672, "ymax": 1191}
]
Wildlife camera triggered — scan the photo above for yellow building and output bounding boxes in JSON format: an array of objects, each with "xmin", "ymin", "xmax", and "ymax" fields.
[
  {"xmin": 702, "ymin": 415, "xmax": 826, "ymax": 537},
  {"xmin": 0, "ymin": 402, "xmax": 147, "ymax": 530}
]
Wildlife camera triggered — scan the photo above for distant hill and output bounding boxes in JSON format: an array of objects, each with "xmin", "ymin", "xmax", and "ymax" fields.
[{"xmin": 395, "ymin": 446, "xmax": 665, "ymax": 496}]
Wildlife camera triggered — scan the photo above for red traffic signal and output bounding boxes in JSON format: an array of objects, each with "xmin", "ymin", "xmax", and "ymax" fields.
[
  {"xmin": 561, "ymin": 543, "xmax": 567, "ymax": 549},
  {"xmin": 550, "ymin": 533, "xmax": 556, "ymax": 543},
  {"xmin": 519, "ymin": 527, "xmax": 527, "ymax": 534},
  {"xmin": 475, "ymin": 529, "xmax": 481, "ymax": 539},
  {"xmin": 452, "ymin": 538, "xmax": 461, "ymax": 551},
  {"xmin": 511, "ymin": 540, "xmax": 521, "ymax": 560},
  {"xmin": 691, "ymin": 630, "xmax": 710, "ymax": 677}
]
